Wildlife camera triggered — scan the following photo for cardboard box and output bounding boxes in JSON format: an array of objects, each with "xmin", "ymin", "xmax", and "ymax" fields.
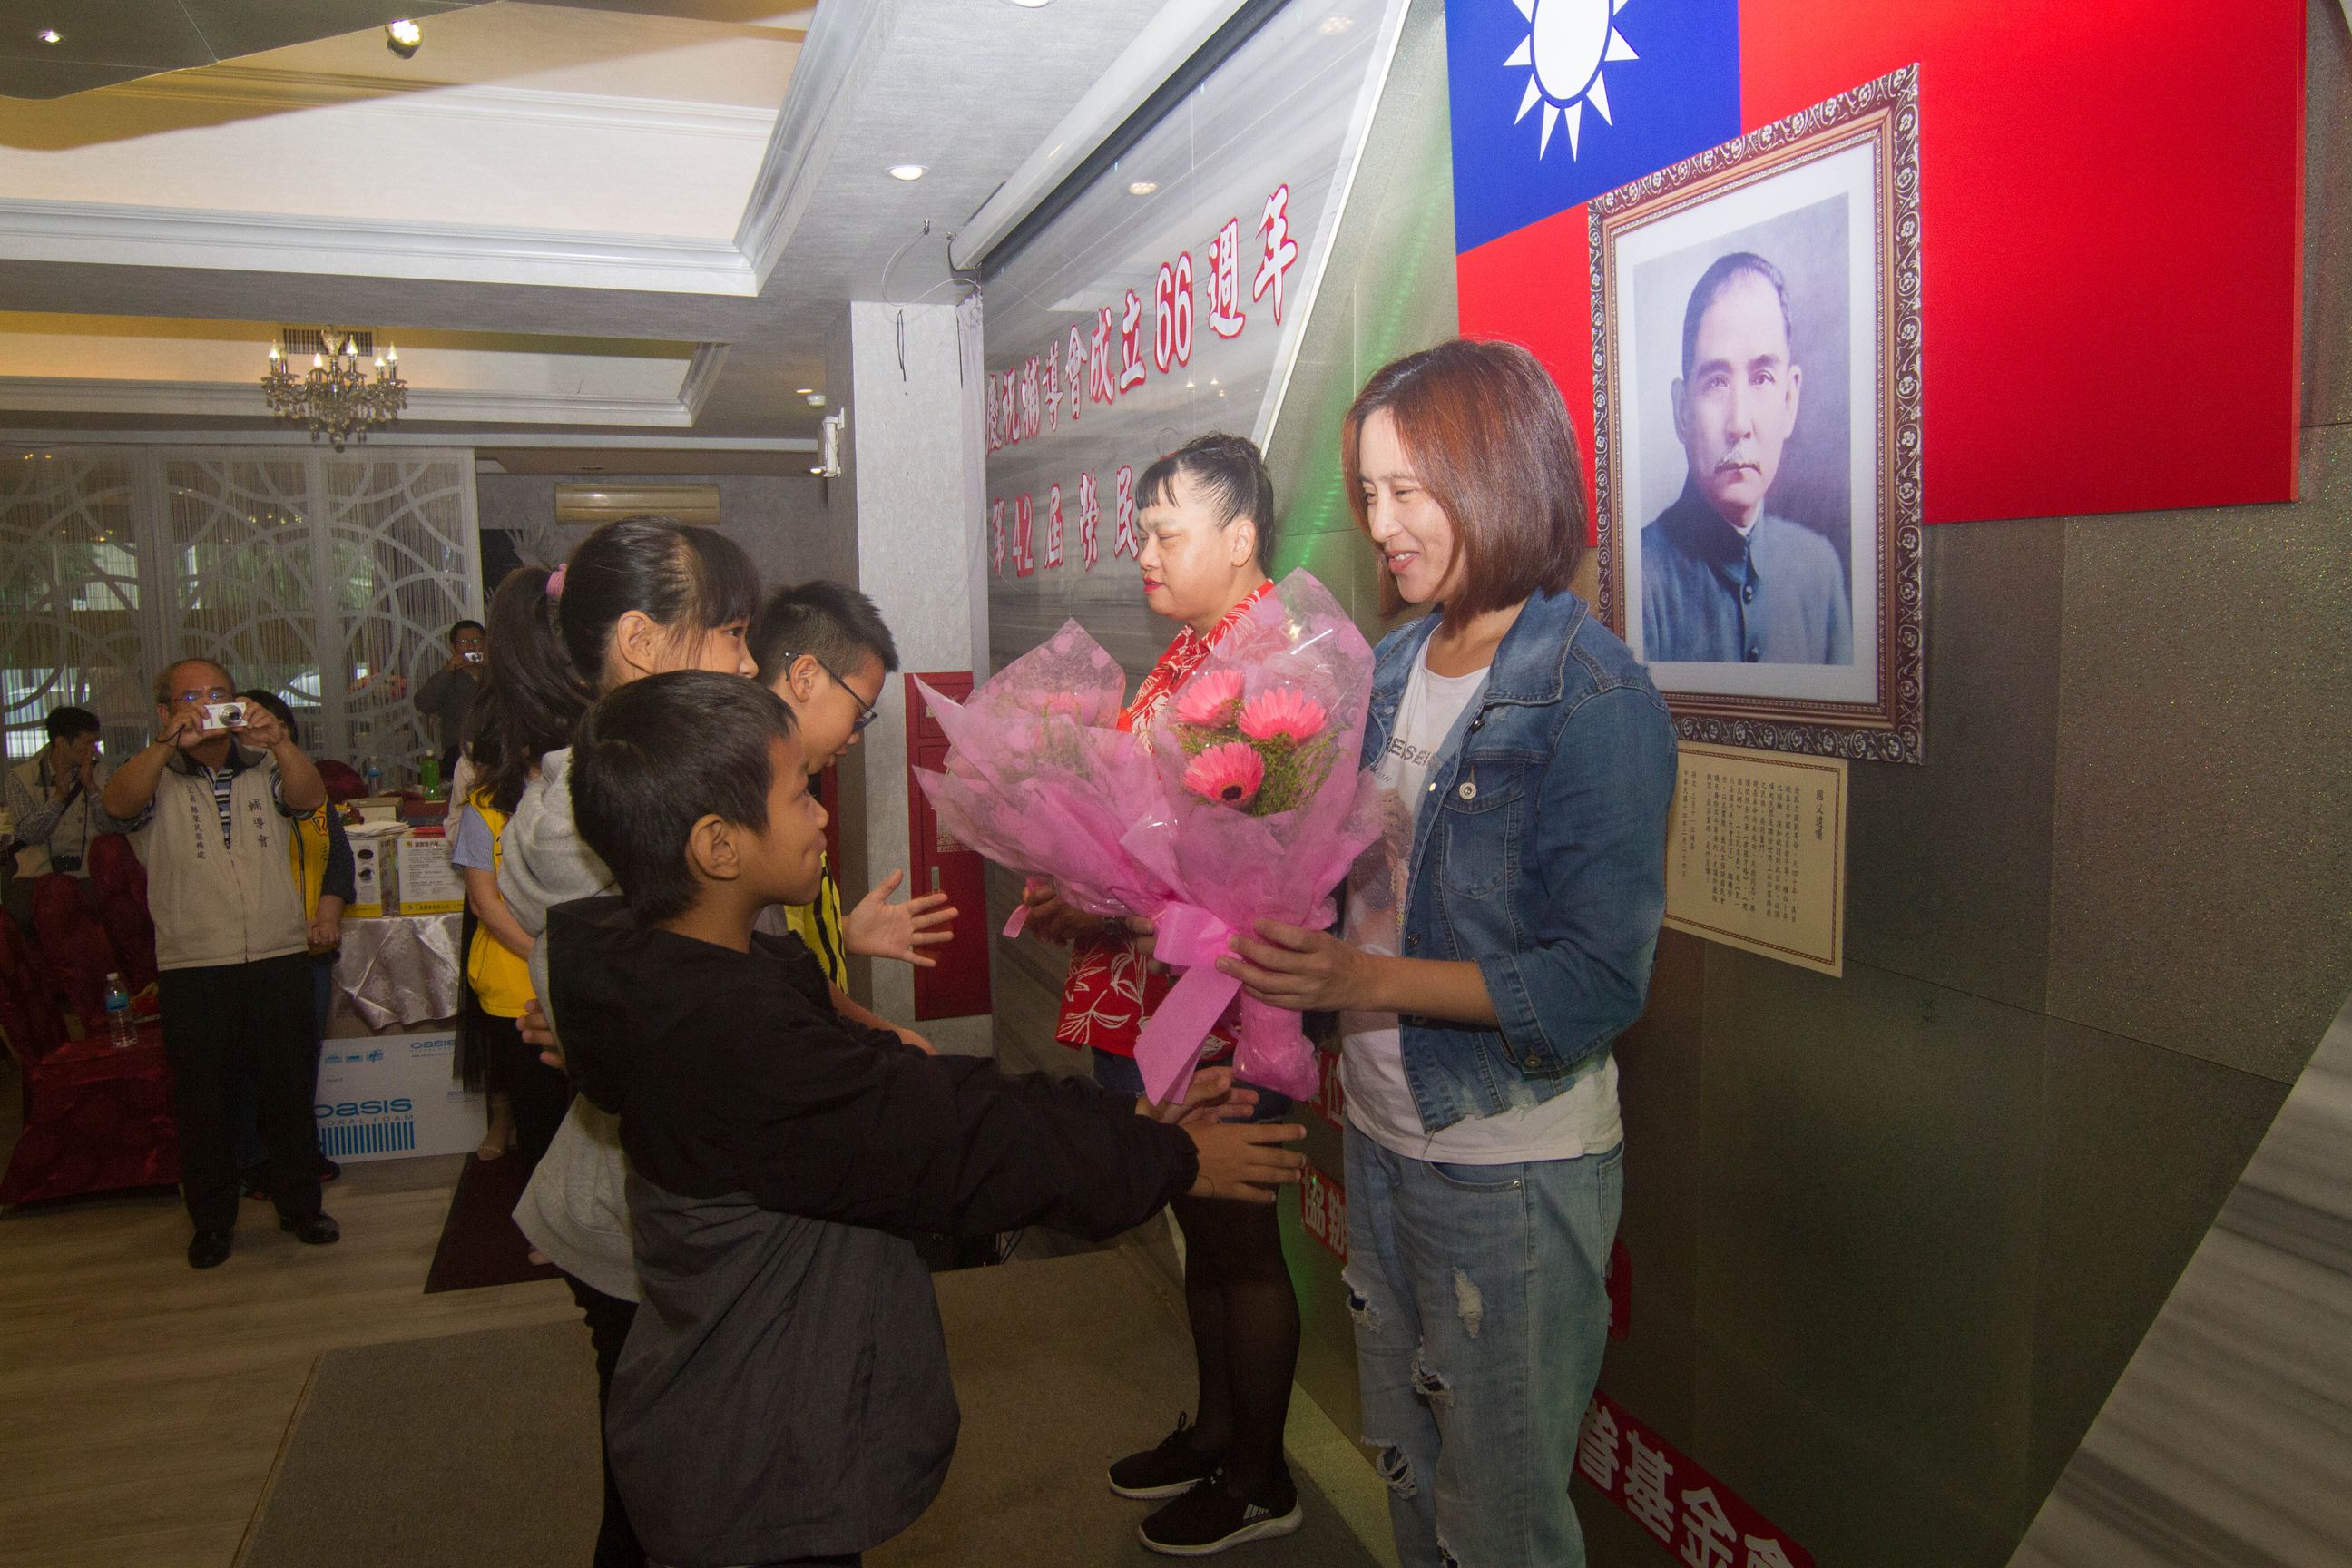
[
  {"xmin": 314, "ymin": 1030, "xmax": 485, "ymax": 1161},
  {"xmin": 395, "ymin": 828, "xmax": 466, "ymax": 915},
  {"xmin": 345, "ymin": 822, "xmax": 406, "ymax": 917}
]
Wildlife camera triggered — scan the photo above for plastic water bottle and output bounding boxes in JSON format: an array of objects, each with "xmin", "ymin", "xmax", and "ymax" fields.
[
  {"xmin": 103, "ymin": 972, "xmax": 135, "ymax": 1048},
  {"xmin": 362, "ymin": 753, "xmax": 384, "ymax": 798}
]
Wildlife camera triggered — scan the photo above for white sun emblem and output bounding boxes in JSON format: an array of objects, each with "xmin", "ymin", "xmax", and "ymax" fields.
[{"xmin": 1504, "ymin": 0, "xmax": 1639, "ymax": 160}]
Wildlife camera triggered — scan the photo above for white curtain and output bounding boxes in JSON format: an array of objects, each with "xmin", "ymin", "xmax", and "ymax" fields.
[{"xmin": 0, "ymin": 446, "xmax": 480, "ymax": 782}]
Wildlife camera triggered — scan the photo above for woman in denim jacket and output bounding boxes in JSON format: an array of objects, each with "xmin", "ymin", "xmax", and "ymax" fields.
[{"xmin": 1223, "ymin": 339, "xmax": 1677, "ymax": 1567}]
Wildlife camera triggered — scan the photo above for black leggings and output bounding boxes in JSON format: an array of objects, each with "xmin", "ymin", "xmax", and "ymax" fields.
[
  {"xmin": 564, "ymin": 1272, "xmax": 645, "ymax": 1568},
  {"xmin": 1171, "ymin": 1191, "xmax": 1301, "ymax": 1499}
]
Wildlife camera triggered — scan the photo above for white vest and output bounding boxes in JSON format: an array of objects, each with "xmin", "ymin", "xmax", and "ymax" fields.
[{"xmin": 134, "ymin": 749, "xmax": 308, "ymax": 972}]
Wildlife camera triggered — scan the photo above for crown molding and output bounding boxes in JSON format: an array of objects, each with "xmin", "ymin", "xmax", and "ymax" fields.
[
  {"xmin": 100, "ymin": 65, "xmax": 782, "ymax": 142},
  {"xmin": 0, "ymin": 430, "xmax": 818, "ymax": 451},
  {"xmin": 677, "ymin": 343, "xmax": 730, "ymax": 421},
  {"xmin": 735, "ymin": 0, "xmax": 899, "ymax": 290},
  {"xmin": 0, "ymin": 200, "xmax": 758, "ymax": 295},
  {"xmin": 0, "ymin": 377, "xmax": 712, "ymax": 428}
]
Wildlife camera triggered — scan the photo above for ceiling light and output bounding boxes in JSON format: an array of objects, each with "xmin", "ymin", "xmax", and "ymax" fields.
[
  {"xmin": 1319, "ymin": 15, "xmax": 1355, "ymax": 34},
  {"xmin": 36, "ymin": 29, "xmax": 61, "ymax": 45},
  {"xmin": 385, "ymin": 19, "xmax": 421, "ymax": 58},
  {"xmin": 1004, "ymin": 0, "xmax": 1053, "ymax": 7},
  {"xmin": 806, "ymin": 392, "xmax": 828, "ymax": 407},
  {"xmin": 1128, "ymin": 181, "xmax": 1158, "ymax": 196},
  {"xmin": 794, "ymin": 387, "xmax": 814, "ymax": 395},
  {"xmin": 887, "ymin": 163, "xmax": 926, "ymax": 181}
]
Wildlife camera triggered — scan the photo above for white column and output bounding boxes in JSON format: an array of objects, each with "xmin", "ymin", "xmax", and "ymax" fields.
[{"xmin": 826, "ymin": 297, "xmax": 992, "ymax": 1054}]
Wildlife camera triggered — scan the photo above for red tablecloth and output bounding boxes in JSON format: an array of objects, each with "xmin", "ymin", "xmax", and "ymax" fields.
[{"xmin": 0, "ymin": 1020, "xmax": 178, "ymax": 1206}]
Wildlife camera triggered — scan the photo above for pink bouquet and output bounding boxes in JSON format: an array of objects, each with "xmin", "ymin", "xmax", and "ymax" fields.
[
  {"xmin": 916, "ymin": 570, "xmax": 1380, "ymax": 1103},
  {"xmin": 915, "ymin": 629, "xmax": 1168, "ymax": 925}
]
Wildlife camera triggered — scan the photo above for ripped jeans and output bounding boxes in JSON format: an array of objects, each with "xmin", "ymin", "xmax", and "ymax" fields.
[{"xmin": 1343, "ymin": 1128, "xmax": 1622, "ymax": 1568}]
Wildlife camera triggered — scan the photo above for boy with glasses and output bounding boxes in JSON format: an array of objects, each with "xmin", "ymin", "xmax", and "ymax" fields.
[{"xmin": 749, "ymin": 581, "xmax": 956, "ymax": 997}]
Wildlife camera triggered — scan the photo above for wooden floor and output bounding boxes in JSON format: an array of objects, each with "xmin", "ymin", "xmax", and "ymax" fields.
[{"xmin": 0, "ymin": 1058, "xmax": 578, "ymax": 1568}]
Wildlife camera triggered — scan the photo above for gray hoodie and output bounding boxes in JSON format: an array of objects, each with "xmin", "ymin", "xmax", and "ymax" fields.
[{"xmin": 498, "ymin": 746, "xmax": 638, "ymax": 1300}]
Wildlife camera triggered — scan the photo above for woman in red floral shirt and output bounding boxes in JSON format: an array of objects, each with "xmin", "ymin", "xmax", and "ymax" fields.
[{"xmin": 1022, "ymin": 433, "xmax": 1305, "ymax": 1555}]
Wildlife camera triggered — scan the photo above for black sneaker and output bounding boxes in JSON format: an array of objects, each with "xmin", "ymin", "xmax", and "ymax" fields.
[
  {"xmin": 1108, "ymin": 1414, "xmax": 1222, "ymax": 1501},
  {"xmin": 1139, "ymin": 1474, "xmax": 1303, "ymax": 1557}
]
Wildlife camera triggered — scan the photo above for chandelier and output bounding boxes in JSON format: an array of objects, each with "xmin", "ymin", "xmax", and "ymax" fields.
[{"xmin": 261, "ymin": 328, "xmax": 408, "ymax": 447}]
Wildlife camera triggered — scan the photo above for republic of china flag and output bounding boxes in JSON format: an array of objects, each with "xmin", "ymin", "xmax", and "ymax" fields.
[{"xmin": 1446, "ymin": 0, "xmax": 2305, "ymax": 525}]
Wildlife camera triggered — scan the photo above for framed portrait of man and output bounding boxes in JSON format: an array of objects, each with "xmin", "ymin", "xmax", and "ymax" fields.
[{"xmin": 1592, "ymin": 66, "xmax": 1925, "ymax": 763}]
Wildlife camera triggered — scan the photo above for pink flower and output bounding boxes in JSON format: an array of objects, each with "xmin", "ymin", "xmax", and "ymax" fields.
[
  {"xmin": 1238, "ymin": 688, "xmax": 1327, "ymax": 744},
  {"xmin": 1173, "ymin": 669, "xmax": 1245, "ymax": 727},
  {"xmin": 1183, "ymin": 741, "xmax": 1264, "ymax": 807}
]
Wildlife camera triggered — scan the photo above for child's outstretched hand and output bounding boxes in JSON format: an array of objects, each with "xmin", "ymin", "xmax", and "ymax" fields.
[
  {"xmin": 1137, "ymin": 1064, "xmax": 1258, "ymax": 1127},
  {"xmin": 1183, "ymin": 1122, "xmax": 1308, "ymax": 1204},
  {"xmin": 844, "ymin": 868, "xmax": 958, "ymax": 966}
]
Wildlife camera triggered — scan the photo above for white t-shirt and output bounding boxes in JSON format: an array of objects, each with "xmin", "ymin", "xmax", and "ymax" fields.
[{"xmin": 1339, "ymin": 643, "xmax": 1622, "ymax": 1164}]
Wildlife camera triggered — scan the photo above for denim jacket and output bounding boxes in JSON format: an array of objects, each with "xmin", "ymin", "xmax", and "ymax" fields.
[{"xmin": 1363, "ymin": 587, "xmax": 1677, "ymax": 1134}]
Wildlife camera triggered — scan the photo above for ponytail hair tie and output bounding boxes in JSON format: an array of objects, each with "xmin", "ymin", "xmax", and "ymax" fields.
[{"xmin": 546, "ymin": 563, "xmax": 568, "ymax": 600}]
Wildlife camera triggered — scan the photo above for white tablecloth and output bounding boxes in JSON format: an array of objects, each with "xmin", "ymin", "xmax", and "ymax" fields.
[{"xmin": 330, "ymin": 911, "xmax": 465, "ymax": 1034}]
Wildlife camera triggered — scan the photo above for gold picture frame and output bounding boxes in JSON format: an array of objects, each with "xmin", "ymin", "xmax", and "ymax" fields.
[{"xmin": 1592, "ymin": 65, "xmax": 1924, "ymax": 763}]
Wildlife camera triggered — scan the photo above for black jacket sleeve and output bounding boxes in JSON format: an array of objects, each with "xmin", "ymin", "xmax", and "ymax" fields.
[{"xmin": 658, "ymin": 987, "xmax": 1199, "ymax": 1242}]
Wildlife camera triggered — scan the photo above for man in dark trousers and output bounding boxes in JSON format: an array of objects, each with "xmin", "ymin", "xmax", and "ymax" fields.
[{"xmin": 103, "ymin": 658, "xmax": 340, "ymax": 1269}]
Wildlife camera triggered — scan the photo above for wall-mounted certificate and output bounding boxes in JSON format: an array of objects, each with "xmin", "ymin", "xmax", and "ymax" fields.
[{"xmin": 1663, "ymin": 742, "xmax": 1847, "ymax": 975}]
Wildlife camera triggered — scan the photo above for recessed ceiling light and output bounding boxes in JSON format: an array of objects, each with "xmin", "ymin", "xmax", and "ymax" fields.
[
  {"xmin": 887, "ymin": 163, "xmax": 926, "ymax": 181},
  {"xmin": 1319, "ymin": 15, "xmax": 1355, "ymax": 34},
  {"xmin": 806, "ymin": 392, "xmax": 828, "ymax": 407},
  {"xmin": 794, "ymin": 387, "xmax": 814, "ymax": 395},
  {"xmin": 1128, "ymin": 181, "xmax": 1158, "ymax": 196},
  {"xmin": 1004, "ymin": 0, "xmax": 1053, "ymax": 8},
  {"xmin": 385, "ymin": 19, "xmax": 421, "ymax": 57},
  {"xmin": 36, "ymin": 28, "xmax": 61, "ymax": 44}
]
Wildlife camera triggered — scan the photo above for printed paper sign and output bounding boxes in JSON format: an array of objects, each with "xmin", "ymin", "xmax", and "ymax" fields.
[{"xmin": 1662, "ymin": 742, "xmax": 1846, "ymax": 975}]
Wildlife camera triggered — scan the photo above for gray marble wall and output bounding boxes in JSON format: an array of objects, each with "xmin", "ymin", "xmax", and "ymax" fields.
[{"xmin": 2007, "ymin": 992, "xmax": 2352, "ymax": 1566}]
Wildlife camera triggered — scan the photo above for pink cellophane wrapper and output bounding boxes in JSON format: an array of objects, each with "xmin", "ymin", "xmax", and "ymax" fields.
[
  {"xmin": 915, "ymin": 626, "xmax": 1172, "ymax": 927},
  {"xmin": 1120, "ymin": 570, "xmax": 1383, "ymax": 1102},
  {"xmin": 914, "ymin": 570, "xmax": 1380, "ymax": 1105}
]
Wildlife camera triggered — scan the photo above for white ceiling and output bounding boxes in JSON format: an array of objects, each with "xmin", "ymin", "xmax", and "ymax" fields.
[{"xmin": 0, "ymin": 0, "xmax": 1171, "ymax": 454}]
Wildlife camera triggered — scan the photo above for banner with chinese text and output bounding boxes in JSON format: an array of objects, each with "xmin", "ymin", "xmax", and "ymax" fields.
[{"xmin": 980, "ymin": 0, "xmax": 1411, "ymax": 681}]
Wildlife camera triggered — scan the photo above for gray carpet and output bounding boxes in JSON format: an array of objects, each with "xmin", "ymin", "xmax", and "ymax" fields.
[{"xmin": 242, "ymin": 1243, "xmax": 1381, "ymax": 1568}]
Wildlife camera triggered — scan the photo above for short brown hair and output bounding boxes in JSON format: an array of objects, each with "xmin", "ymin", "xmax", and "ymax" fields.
[
  {"xmin": 153, "ymin": 658, "xmax": 232, "ymax": 708},
  {"xmin": 1341, "ymin": 338, "xmax": 1586, "ymax": 626}
]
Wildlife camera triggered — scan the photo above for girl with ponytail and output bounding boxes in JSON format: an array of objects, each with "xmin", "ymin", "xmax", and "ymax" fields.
[
  {"xmin": 494, "ymin": 515, "xmax": 760, "ymax": 1568},
  {"xmin": 448, "ymin": 566, "xmax": 588, "ymax": 1164}
]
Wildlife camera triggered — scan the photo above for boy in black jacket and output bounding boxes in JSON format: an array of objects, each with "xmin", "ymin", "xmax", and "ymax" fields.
[{"xmin": 547, "ymin": 671, "xmax": 1305, "ymax": 1568}]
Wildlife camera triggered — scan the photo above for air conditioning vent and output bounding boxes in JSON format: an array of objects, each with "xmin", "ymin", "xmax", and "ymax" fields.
[{"xmin": 554, "ymin": 483, "xmax": 720, "ymax": 528}]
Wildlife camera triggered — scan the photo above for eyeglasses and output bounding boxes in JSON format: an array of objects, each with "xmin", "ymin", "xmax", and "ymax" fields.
[
  {"xmin": 172, "ymin": 687, "xmax": 233, "ymax": 707},
  {"xmin": 780, "ymin": 652, "xmax": 879, "ymax": 734}
]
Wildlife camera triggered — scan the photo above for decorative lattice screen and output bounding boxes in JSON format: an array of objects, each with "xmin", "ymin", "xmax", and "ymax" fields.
[{"xmin": 0, "ymin": 447, "xmax": 481, "ymax": 783}]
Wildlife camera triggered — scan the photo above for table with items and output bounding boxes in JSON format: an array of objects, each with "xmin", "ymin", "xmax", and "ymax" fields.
[{"xmin": 317, "ymin": 813, "xmax": 485, "ymax": 1161}]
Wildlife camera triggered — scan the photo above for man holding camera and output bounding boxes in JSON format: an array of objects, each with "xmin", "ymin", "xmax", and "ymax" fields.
[
  {"xmin": 414, "ymin": 618, "xmax": 486, "ymax": 779},
  {"xmin": 3, "ymin": 705, "xmax": 132, "ymax": 925},
  {"xmin": 103, "ymin": 658, "xmax": 338, "ymax": 1269}
]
